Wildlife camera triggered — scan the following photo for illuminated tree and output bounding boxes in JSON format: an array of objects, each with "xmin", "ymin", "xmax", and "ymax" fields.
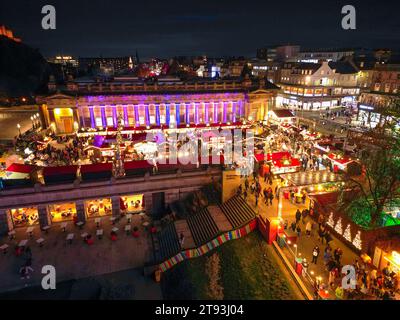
[
  {"xmin": 334, "ymin": 218, "xmax": 343, "ymax": 235},
  {"xmin": 352, "ymin": 231, "xmax": 362, "ymax": 250},
  {"xmin": 343, "ymin": 98, "xmax": 400, "ymax": 228},
  {"xmin": 343, "ymin": 224, "xmax": 352, "ymax": 242}
]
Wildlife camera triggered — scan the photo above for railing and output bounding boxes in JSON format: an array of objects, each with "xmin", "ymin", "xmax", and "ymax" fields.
[{"xmin": 158, "ymin": 219, "xmax": 257, "ymax": 272}]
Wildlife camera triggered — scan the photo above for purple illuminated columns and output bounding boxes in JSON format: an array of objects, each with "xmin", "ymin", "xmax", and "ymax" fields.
[
  {"xmin": 223, "ymin": 102, "xmax": 227, "ymax": 123},
  {"xmin": 213, "ymin": 102, "xmax": 218, "ymax": 123},
  {"xmin": 123, "ymin": 106, "xmax": 129, "ymax": 126},
  {"xmin": 112, "ymin": 106, "xmax": 118, "ymax": 127},
  {"xmin": 101, "ymin": 106, "xmax": 107, "ymax": 127},
  {"xmin": 156, "ymin": 104, "xmax": 160, "ymax": 126},
  {"xmin": 166, "ymin": 104, "xmax": 170, "ymax": 125},
  {"xmin": 134, "ymin": 105, "xmax": 139, "ymax": 126},
  {"xmin": 195, "ymin": 102, "xmax": 199, "ymax": 124},
  {"xmin": 89, "ymin": 106, "xmax": 95, "ymax": 128},
  {"xmin": 145, "ymin": 105, "xmax": 150, "ymax": 126}
]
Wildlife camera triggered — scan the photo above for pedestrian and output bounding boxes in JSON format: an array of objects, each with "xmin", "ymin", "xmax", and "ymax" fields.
[
  {"xmin": 305, "ymin": 221, "xmax": 312, "ymax": 236},
  {"xmin": 324, "ymin": 231, "xmax": 332, "ymax": 245},
  {"xmin": 263, "ymin": 188, "xmax": 269, "ymax": 205},
  {"xmin": 312, "ymin": 245, "xmax": 320, "ymax": 264},
  {"xmin": 243, "ymin": 190, "xmax": 248, "ymax": 201},
  {"xmin": 295, "ymin": 209, "xmax": 301, "ymax": 224},
  {"xmin": 318, "ymin": 213, "xmax": 324, "ymax": 228},
  {"xmin": 269, "ymin": 191, "xmax": 273, "ymax": 205},
  {"xmin": 255, "ymin": 194, "xmax": 259, "ymax": 206},
  {"xmin": 302, "ymin": 192, "xmax": 306, "ymax": 204},
  {"xmin": 296, "ymin": 225, "xmax": 301, "ymax": 237},
  {"xmin": 301, "ymin": 209, "xmax": 308, "ymax": 224},
  {"xmin": 328, "ymin": 269, "xmax": 336, "ymax": 287},
  {"xmin": 291, "ymin": 221, "xmax": 296, "ymax": 232},
  {"xmin": 244, "ymin": 178, "xmax": 249, "ymax": 191}
]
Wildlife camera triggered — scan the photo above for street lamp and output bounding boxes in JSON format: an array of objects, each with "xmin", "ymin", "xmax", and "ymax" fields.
[
  {"xmin": 17, "ymin": 123, "xmax": 21, "ymax": 136},
  {"xmin": 293, "ymin": 244, "xmax": 298, "ymax": 257}
]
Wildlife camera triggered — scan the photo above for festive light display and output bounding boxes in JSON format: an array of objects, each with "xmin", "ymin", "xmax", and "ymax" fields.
[
  {"xmin": 343, "ymin": 224, "xmax": 352, "ymax": 242},
  {"xmin": 327, "ymin": 212, "xmax": 335, "ymax": 227},
  {"xmin": 352, "ymin": 231, "xmax": 362, "ymax": 250},
  {"xmin": 334, "ymin": 218, "xmax": 343, "ymax": 235}
]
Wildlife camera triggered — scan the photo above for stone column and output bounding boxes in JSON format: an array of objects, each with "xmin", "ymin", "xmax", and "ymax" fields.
[
  {"xmin": 0, "ymin": 209, "xmax": 10, "ymax": 236},
  {"xmin": 111, "ymin": 196, "xmax": 121, "ymax": 217},
  {"xmin": 76, "ymin": 200, "xmax": 86, "ymax": 223},
  {"xmin": 38, "ymin": 205, "xmax": 51, "ymax": 228}
]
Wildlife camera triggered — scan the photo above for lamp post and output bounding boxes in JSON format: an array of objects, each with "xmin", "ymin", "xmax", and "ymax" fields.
[
  {"xmin": 17, "ymin": 123, "xmax": 21, "ymax": 136},
  {"xmin": 30, "ymin": 116, "xmax": 34, "ymax": 129}
]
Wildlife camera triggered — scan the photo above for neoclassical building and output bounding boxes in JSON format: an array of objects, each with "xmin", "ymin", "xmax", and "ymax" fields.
[{"xmin": 37, "ymin": 75, "xmax": 279, "ymax": 134}]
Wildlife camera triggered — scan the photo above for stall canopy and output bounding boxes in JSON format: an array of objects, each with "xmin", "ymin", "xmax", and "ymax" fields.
[
  {"xmin": 5, "ymin": 163, "xmax": 35, "ymax": 179},
  {"xmin": 280, "ymin": 170, "xmax": 345, "ymax": 186},
  {"xmin": 125, "ymin": 160, "xmax": 154, "ymax": 177},
  {"xmin": 43, "ymin": 165, "xmax": 78, "ymax": 184},
  {"xmin": 80, "ymin": 163, "xmax": 113, "ymax": 181}
]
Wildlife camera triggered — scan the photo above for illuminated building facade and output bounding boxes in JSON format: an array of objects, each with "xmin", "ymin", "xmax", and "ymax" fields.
[
  {"xmin": 277, "ymin": 61, "xmax": 360, "ymax": 110},
  {"xmin": 38, "ymin": 76, "xmax": 278, "ymax": 134}
]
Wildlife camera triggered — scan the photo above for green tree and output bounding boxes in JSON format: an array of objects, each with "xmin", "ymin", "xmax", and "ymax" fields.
[{"xmin": 344, "ymin": 98, "xmax": 400, "ymax": 228}]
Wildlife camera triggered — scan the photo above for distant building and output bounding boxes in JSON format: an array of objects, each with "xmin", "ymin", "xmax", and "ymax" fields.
[
  {"xmin": 257, "ymin": 45, "xmax": 300, "ymax": 62},
  {"xmin": 37, "ymin": 75, "xmax": 279, "ymax": 134},
  {"xmin": 248, "ymin": 59, "xmax": 281, "ymax": 83},
  {"xmin": 296, "ymin": 48, "xmax": 356, "ymax": 63},
  {"xmin": 48, "ymin": 55, "xmax": 79, "ymax": 67},
  {"xmin": 357, "ymin": 57, "xmax": 400, "ymax": 127},
  {"xmin": 277, "ymin": 60, "xmax": 360, "ymax": 110},
  {"xmin": 78, "ymin": 56, "xmax": 134, "ymax": 75},
  {"xmin": 0, "ymin": 25, "xmax": 22, "ymax": 43}
]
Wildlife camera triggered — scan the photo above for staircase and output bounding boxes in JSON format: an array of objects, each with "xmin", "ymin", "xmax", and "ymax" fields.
[
  {"xmin": 219, "ymin": 195, "xmax": 256, "ymax": 229},
  {"xmin": 186, "ymin": 207, "xmax": 220, "ymax": 247},
  {"xmin": 157, "ymin": 222, "xmax": 181, "ymax": 262}
]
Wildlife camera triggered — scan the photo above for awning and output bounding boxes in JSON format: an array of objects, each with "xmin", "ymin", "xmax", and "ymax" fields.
[
  {"xmin": 43, "ymin": 165, "xmax": 78, "ymax": 176},
  {"xmin": 80, "ymin": 163, "xmax": 113, "ymax": 173},
  {"xmin": 280, "ymin": 170, "xmax": 345, "ymax": 186},
  {"xmin": 6, "ymin": 163, "xmax": 35, "ymax": 174}
]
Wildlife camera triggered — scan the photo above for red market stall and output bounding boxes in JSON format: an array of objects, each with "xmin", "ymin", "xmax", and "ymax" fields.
[
  {"xmin": 327, "ymin": 153, "xmax": 355, "ymax": 172},
  {"xmin": 5, "ymin": 163, "xmax": 35, "ymax": 179}
]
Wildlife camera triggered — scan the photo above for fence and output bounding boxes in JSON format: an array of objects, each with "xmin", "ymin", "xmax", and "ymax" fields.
[{"xmin": 158, "ymin": 219, "xmax": 257, "ymax": 272}]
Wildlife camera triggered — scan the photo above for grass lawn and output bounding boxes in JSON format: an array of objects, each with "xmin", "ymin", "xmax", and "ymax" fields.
[{"xmin": 161, "ymin": 231, "xmax": 300, "ymax": 300}]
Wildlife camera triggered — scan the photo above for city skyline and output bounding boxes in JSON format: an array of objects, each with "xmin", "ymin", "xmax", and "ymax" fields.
[{"xmin": 1, "ymin": 0, "xmax": 400, "ymax": 58}]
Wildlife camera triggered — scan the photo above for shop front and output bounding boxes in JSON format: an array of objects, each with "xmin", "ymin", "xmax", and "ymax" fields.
[
  {"xmin": 8, "ymin": 207, "xmax": 39, "ymax": 228},
  {"xmin": 85, "ymin": 198, "xmax": 112, "ymax": 218},
  {"xmin": 48, "ymin": 202, "xmax": 77, "ymax": 223},
  {"xmin": 120, "ymin": 194, "xmax": 144, "ymax": 214}
]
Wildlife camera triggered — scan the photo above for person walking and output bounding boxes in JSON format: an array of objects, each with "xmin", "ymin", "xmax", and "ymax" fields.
[
  {"xmin": 269, "ymin": 191, "xmax": 274, "ymax": 206},
  {"xmin": 296, "ymin": 224, "xmax": 301, "ymax": 237},
  {"xmin": 312, "ymin": 246, "xmax": 320, "ymax": 264},
  {"xmin": 243, "ymin": 190, "xmax": 248, "ymax": 201},
  {"xmin": 295, "ymin": 209, "xmax": 301, "ymax": 224},
  {"xmin": 244, "ymin": 178, "xmax": 249, "ymax": 192},
  {"xmin": 305, "ymin": 221, "xmax": 312, "ymax": 236}
]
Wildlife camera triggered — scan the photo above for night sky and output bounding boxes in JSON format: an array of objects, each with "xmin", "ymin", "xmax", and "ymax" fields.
[{"xmin": 1, "ymin": 0, "xmax": 399, "ymax": 59}]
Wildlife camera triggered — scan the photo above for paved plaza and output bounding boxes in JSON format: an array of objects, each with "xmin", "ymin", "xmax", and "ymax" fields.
[{"xmin": 0, "ymin": 214, "xmax": 155, "ymax": 295}]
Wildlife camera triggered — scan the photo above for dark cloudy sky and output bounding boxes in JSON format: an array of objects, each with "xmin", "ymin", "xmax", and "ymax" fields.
[{"xmin": 1, "ymin": 0, "xmax": 399, "ymax": 58}]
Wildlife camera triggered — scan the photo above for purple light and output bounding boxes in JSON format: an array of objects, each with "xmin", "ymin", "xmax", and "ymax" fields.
[
  {"xmin": 232, "ymin": 102, "xmax": 236, "ymax": 122},
  {"xmin": 166, "ymin": 104, "xmax": 170, "ymax": 125},
  {"xmin": 89, "ymin": 107, "xmax": 95, "ymax": 128},
  {"xmin": 123, "ymin": 106, "xmax": 129, "ymax": 126},
  {"xmin": 112, "ymin": 106, "xmax": 118, "ymax": 127},
  {"xmin": 145, "ymin": 104, "xmax": 150, "ymax": 126},
  {"xmin": 213, "ymin": 102, "xmax": 217, "ymax": 123},
  {"xmin": 223, "ymin": 101, "xmax": 227, "ymax": 123},
  {"xmin": 134, "ymin": 105, "xmax": 139, "ymax": 126},
  {"xmin": 101, "ymin": 106, "xmax": 107, "ymax": 127},
  {"xmin": 205, "ymin": 102, "xmax": 209, "ymax": 123},
  {"xmin": 185, "ymin": 103, "xmax": 189, "ymax": 124},
  {"xmin": 195, "ymin": 103, "xmax": 199, "ymax": 124},
  {"xmin": 156, "ymin": 104, "xmax": 160, "ymax": 126}
]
